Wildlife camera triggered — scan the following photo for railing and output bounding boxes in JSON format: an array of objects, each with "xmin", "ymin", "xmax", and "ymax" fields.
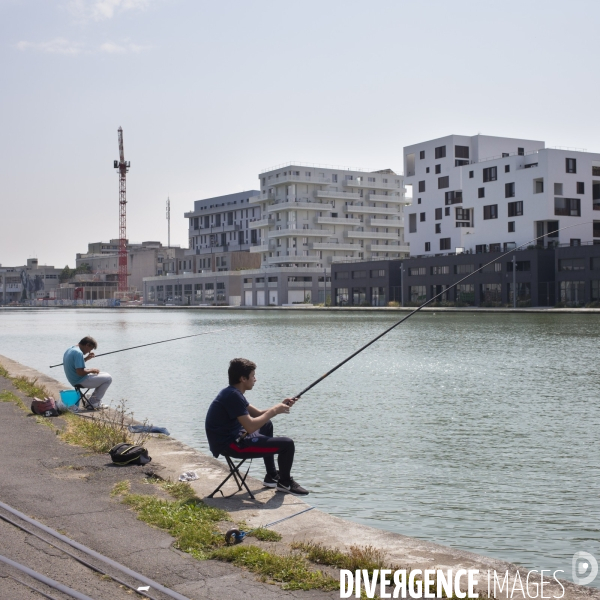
[
  {"xmin": 316, "ymin": 190, "xmax": 361, "ymax": 200},
  {"xmin": 260, "ymin": 161, "xmax": 392, "ymax": 174},
  {"xmin": 345, "ymin": 206, "xmax": 399, "ymax": 215},
  {"xmin": 343, "ymin": 179, "xmax": 400, "ymax": 190},
  {"xmin": 368, "ymin": 193, "xmax": 407, "ymax": 203}
]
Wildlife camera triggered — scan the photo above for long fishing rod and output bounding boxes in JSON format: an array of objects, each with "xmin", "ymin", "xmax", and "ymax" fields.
[
  {"xmin": 293, "ymin": 220, "xmax": 592, "ymax": 399},
  {"xmin": 49, "ymin": 329, "xmax": 225, "ymax": 368}
]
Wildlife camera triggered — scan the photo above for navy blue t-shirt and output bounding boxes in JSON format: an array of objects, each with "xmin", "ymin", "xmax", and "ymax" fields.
[{"xmin": 205, "ymin": 386, "xmax": 249, "ymax": 456}]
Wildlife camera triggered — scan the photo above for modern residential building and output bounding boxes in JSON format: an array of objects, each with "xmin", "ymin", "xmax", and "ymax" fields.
[
  {"xmin": 250, "ymin": 163, "xmax": 409, "ymax": 269},
  {"xmin": 76, "ymin": 240, "xmax": 187, "ymax": 292},
  {"xmin": 0, "ymin": 259, "xmax": 62, "ymax": 304},
  {"xmin": 184, "ymin": 191, "xmax": 263, "ymax": 272},
  {"xmin": 403, "ymin": 135, "xmax": 600, "ymax": 256}
]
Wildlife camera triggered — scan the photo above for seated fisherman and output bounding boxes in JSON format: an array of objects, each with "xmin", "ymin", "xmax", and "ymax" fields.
[
  {"xmin": 205, "ymin": 358, "xmax": 308, "ymax": 496},
  {"xmin": 63, "ymin": 336, "xmax": 112, "ymax": 410}
]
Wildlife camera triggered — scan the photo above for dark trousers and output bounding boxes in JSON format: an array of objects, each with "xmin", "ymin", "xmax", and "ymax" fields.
[{"xmin": 224, "ymin": 420, "xmax": 295, "ymax": 484}]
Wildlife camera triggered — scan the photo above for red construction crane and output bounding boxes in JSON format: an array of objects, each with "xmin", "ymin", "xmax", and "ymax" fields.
[{"xmin": 113, "ymin": 127, "xmax": 130, "ymax": 294}]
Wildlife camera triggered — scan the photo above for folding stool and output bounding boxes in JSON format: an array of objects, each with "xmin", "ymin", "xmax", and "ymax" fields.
[{"xmin": 207, "ymin": 456, "xmax": 255, "ymax": 500}]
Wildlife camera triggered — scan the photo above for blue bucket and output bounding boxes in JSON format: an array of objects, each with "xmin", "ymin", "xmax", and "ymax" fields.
[{"xmin": 59, "ymin": 389, "xmax": 80, "ymax": 407}]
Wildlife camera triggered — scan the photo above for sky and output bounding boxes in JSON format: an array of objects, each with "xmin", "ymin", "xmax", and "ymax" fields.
[{"xmin": 2, "ymin": 0, "xmax": 600, "ymax": 268}]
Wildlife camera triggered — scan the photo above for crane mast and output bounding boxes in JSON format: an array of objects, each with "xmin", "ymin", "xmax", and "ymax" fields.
[{"xmin": 113, "ymin": 127, "xmax": 130, "ymax": 294}]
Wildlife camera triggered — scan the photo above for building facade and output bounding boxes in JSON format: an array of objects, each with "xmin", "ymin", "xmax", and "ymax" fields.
[
  {"xmin": 403, "ymin": 135, "xmax": 600, "ymax": 256},
  {"xmin": 0, "ymin": 259, "xmax": 62, "ymax": 304},
  {"xmin": 249, "ymin": 163, "xmax": 409, "ymax": 269},
  {"xmin": 184, "ymin": 191, "xmax": 263, "ymax": 272}
]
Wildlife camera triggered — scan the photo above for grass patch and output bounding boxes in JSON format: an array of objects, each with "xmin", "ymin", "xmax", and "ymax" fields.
[
  {"xmin": 209, "ymin": 545, "xmax": 337, "ymax": 590},
  {"xmin": 12, "ymin": 375, "xmax": 49, "ymax": 399},
  {"xmin": 111, "ymin": 480, "xmax": 131, "ymax": 497},
  {"xmin": 59, "ymin": 399, "xmax": 149, "ymax": 454},
  {"xmin": 247, "ymin": 527, "xmax": 282, "ymax": 542},
  {"xmin": 0, "ymin": 390, "xmax": 26, "ymax": 410},
  {"xmin": 292, "ymin": 541, "xmax": 390, "ymax": 573},
  {"xmin": 0, "ymin": 364, "xmax": 9, "ymax": 378}
]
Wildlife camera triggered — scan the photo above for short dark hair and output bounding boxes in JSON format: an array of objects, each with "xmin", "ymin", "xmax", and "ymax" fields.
[
  {"xmin": 228, "ymin": 358, "xmax": 256, "ymax": 385},
  {"xmin": 79, "ymin": 336, "xmax": 97, "ymax": 349}
]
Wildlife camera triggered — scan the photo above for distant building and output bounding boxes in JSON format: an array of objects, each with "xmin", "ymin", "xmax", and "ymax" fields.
[
  {"xmin": 76, "ymin": 240, "xmax": 187, "ymax": 293},
  {"xmin": 251, "ymin": 163, "xmax": 409, "ymax": 269},
  {"xmin": 184, "ymin": 191, "xmax": 263, "ymax": 272},
  {"xmin": 403, "ymin": 134, "xmax": 600, "ymax": 256},
  {"xmin": 0, "ymin": 259, "xmax": 62, "ymax": 304}
]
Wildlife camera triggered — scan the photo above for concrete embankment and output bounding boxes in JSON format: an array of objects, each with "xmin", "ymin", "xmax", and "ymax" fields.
[{"xmin": 0, "ymin": 354, "xmax": 597, "ymax": 600}]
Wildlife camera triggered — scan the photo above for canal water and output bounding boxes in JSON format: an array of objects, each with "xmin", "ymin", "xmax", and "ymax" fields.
[{"xmin": 1, "ymin": 308, "xmax": 598, "ymax": 583}]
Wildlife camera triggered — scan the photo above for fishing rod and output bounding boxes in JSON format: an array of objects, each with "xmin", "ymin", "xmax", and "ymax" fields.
[
  {"xmin": 49, "ymin": 329, "xmax": 225, "ymax": 368},
  {"xmin": 292, "ymin": 220, "xmax": 592, "ymax": 400}
]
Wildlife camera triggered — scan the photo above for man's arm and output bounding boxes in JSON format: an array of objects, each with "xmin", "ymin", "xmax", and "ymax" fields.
[
  {"xmin": 76, "ymin": 366, "xmax": 100, "ymax": 376},
  {"xmin": 237, "ymin": 398, "xmax": 297, "ymax": 435}
]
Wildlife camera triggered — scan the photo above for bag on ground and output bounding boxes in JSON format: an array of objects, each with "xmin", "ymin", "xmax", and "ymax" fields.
[
  {"xmin": 31, "ymin": 397, "xmax": 59, "ymax": 418},
  {"xmin": 109, "ymin": 443, "xmax": 152, "ymax": 466}
]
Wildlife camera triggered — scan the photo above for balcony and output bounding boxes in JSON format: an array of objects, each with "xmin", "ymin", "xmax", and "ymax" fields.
[
  {"xmin": 367, "ymin": 243, "xmax": 410, "ymax": 253},
  {"xmin": 266, "ymin": 255, "xmax": 321, "ymax": 265},
  {"xmin": 344, "ymin": 205, "xmax": 399, "ymax": 216},
  {"xmin": 315, "ymin": 216, "xmax": 361, "ymax": 226},
  {"xmin": 269, "ymin": 174, "xmax": 331, "ymax": 186},
  {"xmin": 367, "ymin": 193, "xmax": 409, "ymax": 204},
  {"xmin": 268, "ymin": 228, "xmax": 334, "ymax": 239},
  {"xmin": 315, "ymin": 190, "xmax": 361, "ymax": 201},
  {"xmin": 267, "ymin": 199, "xmax": 334, "ymax": 212},
  {"xmin": 343, "ymin": 179, "xmax": 399, "ymax": 190},
  {"xmin": 249, "ymin": 192, "xmax": 275, "ymax": 204},
  {"xmin": 368, "ymin": 218, "xmax": 402, "ymax": 228},
  {"xmin": 346, "ymin": 231, "xmax": 399, "ymax": 241},
  {"xmin": 249, "ymin": 244, "xmax": 269, "ymax": 253},
  {"xmin": 310, "ymin": 242, "xmax": 359, "ymax": 251},
  {"xmin": 249, "ymin": 218, "xmax": 271, "ymax": 228}
]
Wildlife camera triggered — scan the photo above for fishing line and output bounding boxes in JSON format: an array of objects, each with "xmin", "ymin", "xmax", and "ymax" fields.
[
  {"xmin": 49, "ymin": 329, "xmax": 225, "ymax": 368},
  {"xmin": 293, "ymin": 220, "xmax": 592, "ymax": 399}
]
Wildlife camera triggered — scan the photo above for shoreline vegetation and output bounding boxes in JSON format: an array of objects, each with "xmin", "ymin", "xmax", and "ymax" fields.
[{"xmin": 0, "ymin": 363, "xmax": 474, "ymax": 597}]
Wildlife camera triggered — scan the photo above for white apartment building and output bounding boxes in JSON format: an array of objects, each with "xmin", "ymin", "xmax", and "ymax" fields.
[
  {"xmin": 404, "ymin": 135, "xmax": 600, "ymax": 256},
  {"xmin": 249, "ymin": 163, "xmax": 409, "ymax": 268},
  {"xmin": 185, "ymin": 191, "xmax": 263, "ymax": 272}
]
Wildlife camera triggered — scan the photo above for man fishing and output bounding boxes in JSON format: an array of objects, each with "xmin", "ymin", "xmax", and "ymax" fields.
[
  {"xmin": 63, "ymin": 336, "xmax": 112, "ymax": 410},
  {"xmin": 205, "ymin": 358, "xmax": 309, "ymax": 496}
]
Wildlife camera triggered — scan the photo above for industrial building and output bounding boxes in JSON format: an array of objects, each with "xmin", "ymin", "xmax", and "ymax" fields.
[{"xmin": 0, "ymin": 259, "xmax": 62, "ymax": 304}]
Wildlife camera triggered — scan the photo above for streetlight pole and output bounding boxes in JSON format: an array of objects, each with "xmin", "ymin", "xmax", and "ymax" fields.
[{"xmin": 512, "ymin": 255, "xmax": 517, "ymax": 308}]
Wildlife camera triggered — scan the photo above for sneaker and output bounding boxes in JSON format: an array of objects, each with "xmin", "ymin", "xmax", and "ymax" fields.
[
  {"xmin": 263, "ymin": 471, "xmax": 280, "ymax": 488},
  {"xmin": 91, "ymin": 403, "xmax": 109, "ymax": 411},
  {"xmin": 276, "ymin": 478, "xmax": 309, "ymax": 496}
]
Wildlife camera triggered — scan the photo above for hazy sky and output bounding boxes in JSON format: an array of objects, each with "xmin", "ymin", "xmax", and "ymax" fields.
[{"xmin": 2, "ymin": 0, "xmax": 599, "ymax": 268}]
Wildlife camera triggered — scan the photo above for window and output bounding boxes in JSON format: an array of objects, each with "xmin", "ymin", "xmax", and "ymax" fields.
[
  {"xmin": 595, "ymin": 222, "xmax": 600, "ymax": 238},
  {"xmin": 456, "ymin": 208, "xmax": 470, "ymax": 222},
  {"xmin": 440, "ymin": 237, "xmax": 451, "ymax": 250},
  {"xmin": 469, "ymin": 171, "xmax": 474, "ymax": 178},
  {"xmin": 335, "ymin": 271, "xmax": 349, "ymax": 280},
  {"xmin": 455, "ymin": 264, "xmax": 474, "ymax": 274},
  {"xmin": 445, "ymin": 191, "xmax": 462, "ymax": 205},
  {"xmin": 577, "ymin": 182, "xmax": 585, "ymax": 194},
  {"xmin": 478, "ymin": 187, "xmax": 485, "ymax": 198},
  {"xmin": 435, "ymin": 223, "xmax": 441, "ymax": 233},
  {"xmin": 420, "ymin": 212, "xmax": 426, "ymax": 222},
  {"xmin": 409, "ymin": 286, "xmax": 427, "ymax": 303},
  {"xmin": 456, "ymin": 284, "xmax": 475, "ymax": 306},
  {"xmin": 336, "ymin": 288, "xmax": 349, "ymax": 306},
  {"xmin": 426, "ymin": 167, "xmax": 430, "ymax": 173},
  {"xmin": 507, "ymin": 261, "xmax": 531, "ymax": 272},
  {"xmin": 445, "ymin": 207, "xmax": 450, "ymax": 216},
  {"xmin": 483, "ymin": 167, "xmax": 497, "ymax": 182},
  {"xmin": 332, "ymin": 174, "xmax": 338, "ymax": 183},
  {"xmin": 431, "ymin": 265, "xmax": 450, "ymax": 275},
  {"xmin": 560, "ymin": 281, "xmax": 585, "ymax": 306},
  {"xmin": 435, "ymin": 164, "xmax": 441, "ymax": 174},
  {"xmin": 570, "ymin": 239, "xmax": 581, "ymax": 247},
  {"xmin": 368, "ymin": 177, "xmax": 376, "ymax": 183},
  {"xmin": 508, "ymin": 221, "xmax": 515, "ymax": 232},
  {"xmin": 352, "ymin": 271, "xmax": 367, "ymax": 279},
  {"xmin": 435, "ymin": 146, "xmax": 446, "ymax": 159},
  {"xmin": 489, "ymin": 243, "xmax": 501, "ymax": 252},
  {"xmin": 438, "ymin": 176, "xmax": 450, "ymax": 189},
  {"xmin": 419, "ymin": 150, "xmax": 425, "ymax": 160},
  {"xmin": 591, "ymin": 257, "xmax": 600, "ymax": 270},
  {"xmin": 425, "ymin": 242, "xmax": 431, "ymax": 251},
  {"xmin": 370, "ymin": 269, "xmax": 386, "ymax": 278},
  {"xmin": 505, "ymin": 165, "xmax": 510, "ymax": 173},
  {"xmin": 558, "ymin": 258, "xmax": 585, "ymax": 271},
  {"xmin": 554, "ymin": 183, "xmax": 563, "ymax": 195},
  {"xmin": 455, "ymin": 159, "xmax": 469, "ymax": 167},
  {"xmin": 534, "ymin": 179, "xmax": 544, "ymax": 194},
  {"xmin": 475, "ymin": 244, "xmax": 487, "ymax": 253},
  {"xmin": 408, "ymin": 267, "xmax": 426, "ymax": 276},
  {"xmin": 418, "ymin": 181, "xmax": 425, "ymax": 193},
  {"xmin": 409, "ymin": 213, "xmax": 417, "ymax": 233},
  {"xmin": 268, "ymin": 276, "xmax": 277, "ymax": 282},
  {"xmin": 592, "ymin": 280, "xmax": 600, "ymax": 301},
  {"xmin": 481, "ymin": 283, "xmax": 502, "ymax": 305},
  {"xmin": 554, "ymin": 197, "xmax": 581, "ymax": 216},
  {"xmin": 518, "ymin": 147, "xmax": 524, "ymax": 156},
  {"xmin": 455, "ymin": 145, "xmax": 469, "ymax": 159},
  {"xmin": 483, "ymin": 204, "xmax": 498, "ymax": 220},
  {"xmin": 508, "ymin": 201, "xmax": 523, "ymax": 217},
  {"xmin": 417, "ymin": 198, "xmax": 421, "ymax": 204},
  {"xmin": 566, "ymin": 158, "xmax": 577, "ymax": 173},
  {"xmin": 481, "ymin": 262, "xmax": 502, "ymax": 273},
  {"xmin": 505, "ymin": 182, "xmax": 515, "ymax": 197},
  {"xmin": 435, "ymin": 208, "xmax": 443, "ymax": 220}
]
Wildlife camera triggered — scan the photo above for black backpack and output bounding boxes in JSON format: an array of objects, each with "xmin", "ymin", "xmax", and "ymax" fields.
[
  {"xmin": 109, "ymin": 443, "xmax": 151, "ymax": 466},
  {"xmin": 31, "ymin": 397, "xmax": 59, "ymax": 418}
]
